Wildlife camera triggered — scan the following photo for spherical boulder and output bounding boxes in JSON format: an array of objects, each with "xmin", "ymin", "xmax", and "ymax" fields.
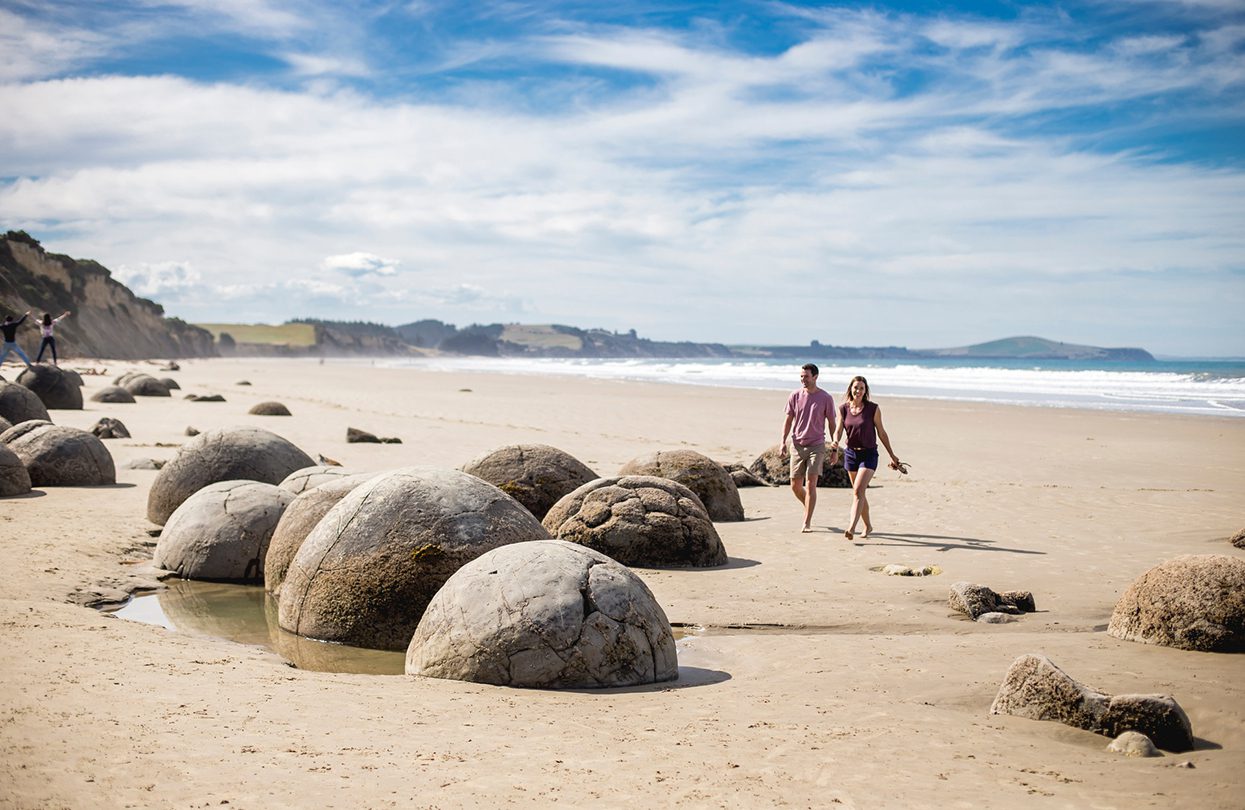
[
  {"xmin": 154, "ymin": 480, "xmax": 295, "ymax": 582},
  {"xmin": 159, "ymin": 377, "xmax": 180, "ymax": 390},
  {"xmin": 279, "ymin": 465, "xmax": 360, "ymax": 495},
  {"xmin": 90, "ymin": 386, "xmax": 136, "ymax": 404},
  {"xmin": 1, "ymin": 423, "xmax": 114, "ymax": 486},
  {"xmin": 461, "ymin": 443, "xmax": 597, "ymax": 520},
  {"xmin": 264, "ymin": 473, "xmax": 373, "ymax": 597},
  {"xmin": 123, "ymin": 373, "xmax": 171, "ymax": 397},
  {"xmin": 146, "ymin": 426, "xmax": 315, "ymax": 525},
  {"xmin": 0, "ymin": 381, "xmax": 50, "ymax": 424},
  {"xmin": 0, "ymin": 443, "xmax": 32, "ymax": 496},
  {"xmin": 1107, "ymin": 555, "xmax": 1245, "ymax": 652},
  {"xmin": 749, "ymin": 444, "xmax": 849, "ymax": 488},
  {"xmin": 407, "ymin": 540, "xmax": 678, "ymax": 688},
  {"xmin": 249, "ymin": 401, "xmax": 291, "ymax": 416},
  {"xmin": 279, "ymin": 467, "xmax": 551, "ymax": 651},
  {"xmin": 543, "ymin": 475, "xmax": 728, "ymax": 568},
  {"xmin": 619, "ymin": 449, "xmax": 744, "ymax": 522},
  {"xmin": 16, "ymin": 365, "xmax": 82, "ymax": 410}
]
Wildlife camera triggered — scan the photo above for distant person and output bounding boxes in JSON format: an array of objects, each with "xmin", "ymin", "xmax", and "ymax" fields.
[
  {"xmin": 831, "ymin": 375, "xmax": 903, "ymax": 540},
  {"xmin": 779, "ymin": 363, "xmax": 838, "ymax": 532},
  {"xmin": 36, "ymin": 310, "xmax": 71, "ymax": 365},
  {"xmin": 0, "ymin": 311, "xmax": 35, "ymax": 371}
]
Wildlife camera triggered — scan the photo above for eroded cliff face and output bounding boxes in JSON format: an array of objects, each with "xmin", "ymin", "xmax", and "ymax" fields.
[{"xmin": 0, "ymin": 233, "xmax": 216, "ymax": 360}]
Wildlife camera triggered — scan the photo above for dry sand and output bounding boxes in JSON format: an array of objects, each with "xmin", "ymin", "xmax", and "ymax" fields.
[{"xmin": 1, "ymin": 357, "xmax": 1243, "ymax": 809}]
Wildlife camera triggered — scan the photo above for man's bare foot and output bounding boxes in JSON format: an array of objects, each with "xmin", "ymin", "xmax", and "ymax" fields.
[{"xmin": 843, "ymin": 529, "xmax": 854, "ymax": 540}]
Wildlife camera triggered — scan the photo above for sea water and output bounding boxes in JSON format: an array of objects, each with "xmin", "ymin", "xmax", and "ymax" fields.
[{"xmin": 382, "ymin": 356, "xmax": 1245, "ymax": 417}]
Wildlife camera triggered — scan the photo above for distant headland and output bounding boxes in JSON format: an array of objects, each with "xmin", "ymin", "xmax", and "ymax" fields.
[{"xmin": 1, "ymin": 231, "xmax": 1153, "ymax": 362}]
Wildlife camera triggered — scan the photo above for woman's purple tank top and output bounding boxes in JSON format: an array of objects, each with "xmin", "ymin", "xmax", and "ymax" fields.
[{"xmin": 840, "ymin": 401, "xmax": 877, "ymax": 449}]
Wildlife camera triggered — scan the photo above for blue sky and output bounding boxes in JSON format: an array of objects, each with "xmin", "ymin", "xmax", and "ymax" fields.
[{"xmin": 2, "ymin": 1, "xmax": 1243, "ymax": 355}]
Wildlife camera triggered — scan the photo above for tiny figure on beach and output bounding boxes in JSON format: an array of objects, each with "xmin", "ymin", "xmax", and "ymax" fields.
[
  {"xmin": 831, "ymin": 375, "xmax": 902, "ymax": 541},
  {"xmin": 36, "ymin": 311, "xmax": 71, "ymax": 365},
  {"xmin": 0, "ymin": 311, "xmax": 35, "ymax": 370},
  {"xmin": 780, "ymin": 363, "xmax": 839, "ymax": 533}
]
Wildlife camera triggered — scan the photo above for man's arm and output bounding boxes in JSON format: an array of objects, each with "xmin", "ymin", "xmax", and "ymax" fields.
[{"xmin": 780, "ymin": 413, "xmax": 793, "ymax": 456}]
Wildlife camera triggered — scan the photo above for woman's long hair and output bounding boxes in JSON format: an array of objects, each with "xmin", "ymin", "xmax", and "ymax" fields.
[
  {"xmin": 844, "ymin": 375, "xmax": 871, "ymax": 403},
  {"xmin": 42, "ymin": 313, "xmax": 52, "ymax": 326}
]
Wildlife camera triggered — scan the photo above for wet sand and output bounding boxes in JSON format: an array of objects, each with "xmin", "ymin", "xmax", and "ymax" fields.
[{"xmin": 1, "ymin": 357, "xmax": 1243, "ymax": 808}]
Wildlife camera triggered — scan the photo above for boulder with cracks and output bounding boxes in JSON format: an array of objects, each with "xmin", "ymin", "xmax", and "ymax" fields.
[
  {"xmin": 1107, "ymin": 554, "xmax": 1245, "ymax": 652},
  {"xmin": 264, "ymin": 473, "xmax": 374, "ymax": 598},
  {"xmin": 618, "ymin": 449, "xmax": 744, "ymax": 522},
  {"xmin": 1, "ymin": 422, "xmax": 114, "ymax": 486},
  {"xmin": 154, "ymin": 480, "xmax": 295, "ymax": 583},
  {"xmin": 407, "ymin": 540, "xmax": 678, "ymax": 688},
  {"xmin": 461, "ymin": 443, "xmax": 597, "ymax": 520},
  {"xmin": 949, "ymin": 582, "xmax": 1036, "ymax": 620}
]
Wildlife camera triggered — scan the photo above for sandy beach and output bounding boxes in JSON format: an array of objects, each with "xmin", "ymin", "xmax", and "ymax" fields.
[{"xmin": 1, "ymin": 357, "xmax": 1243, "ymax": 809}]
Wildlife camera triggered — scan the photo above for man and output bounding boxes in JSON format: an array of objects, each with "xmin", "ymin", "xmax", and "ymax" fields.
[
  {"xmin": 0, "ymin": 311, "xmax": 35, "ymax": 370},
  {"xmin": 779, "ymin": 363, "xmax": 838, "ymax": 532}
]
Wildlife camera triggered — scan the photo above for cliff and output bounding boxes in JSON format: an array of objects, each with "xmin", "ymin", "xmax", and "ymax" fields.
[
  {"xmin": 921, "ymin": 336, "xmax": 1155, "ymax": 362},
  {"xmin": 0, "ymin": 232, "xmax": 217, "ymax": 360}
]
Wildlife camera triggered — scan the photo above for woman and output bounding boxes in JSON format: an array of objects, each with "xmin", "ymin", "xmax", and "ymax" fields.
[
  {"xmin": 831, "ymin": 375, "xmax": 902, "ymax": 540},
  {"xmin": 36, "ymin": 310, "xmax": 71, "ymax": 365}
]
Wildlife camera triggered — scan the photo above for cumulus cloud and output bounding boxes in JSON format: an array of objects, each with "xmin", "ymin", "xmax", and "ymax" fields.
[
  {"xmin": 113, "ymin": 261, "xmax": 203, "ymax": 299},
  {"xmin": 322, "ymin": 252, "xmax": 400, "ymax": 278}
]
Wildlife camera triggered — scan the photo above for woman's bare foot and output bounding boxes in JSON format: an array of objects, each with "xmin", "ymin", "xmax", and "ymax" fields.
[
  {"xmin": 862, "ymin": 522, "xmax": 873, "ymax": 538},
  {"xmin": 801, "ymin": 524, "xmax": 812, "ymax": 533}
]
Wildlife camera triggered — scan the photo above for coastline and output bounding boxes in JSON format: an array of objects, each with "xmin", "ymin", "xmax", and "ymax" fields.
[{"xmin": 1, "ymin": 357, "xmax": 1243, "ymax": 808}]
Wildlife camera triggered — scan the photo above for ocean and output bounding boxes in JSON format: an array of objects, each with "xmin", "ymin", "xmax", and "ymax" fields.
[{"xmin": 381, "ymin": 356, "xmax": 1245, "ymax": 418}]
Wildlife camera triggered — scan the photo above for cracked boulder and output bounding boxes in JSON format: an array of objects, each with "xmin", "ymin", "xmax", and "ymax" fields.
[
  {"xmin": 16, "ymin": 365, "xmax": 82, "ymax": 410},
  {"xmin": 0, "ymin": 381, "xmax": 49, "ymax": 424},
  {"xmin": 748, "ymin": 444, "xmax": 849, "ymax": 488},
  {"xmin": 279, "ymin": 465, "xmax": 361, "ymax": 495},
  {"xmin": 264, "ymin": 473, "xmax": 374, "ymax": 598},
  {"xmin": 90, "ymin": 385, "xmax": 136, "ymax": 404},
  {"xmin": 278, "ymin": 467, "xmax": 551, "ymax": 651},
  {"xmin": 0, "ymin": 442, "xmax": 31, "ymax": 496},
  {"xmin": 543, "ymin": 475, "xmax": 728, "ymax": 568},
  {"xmin": 461, "ymin": 443, "xmax": 597, "ymax": 520},
  {"xmin": 90, "ymin": 417, "xmax": 130, "ymax": 439},
  {"xmin": 1, "ymin": 422, "xmax": 114, "ymax": 486},
  {"xmin": 1107, "ymin": 554, "xmax": 1245, "ymax": 652},
  {"xmin": 949, "ymin": 582, "xmax": 1036, "ymax": 620},
  {"xmin": 154, "ymin": 480, "xmax": 295, "ymax": 582},
  {"xmin": 619, "ymin": 449, "xmax": 744, "ymax": 522},
  {"xmin": 147, "ymin": 426, "xmax": 314, "ymax": 525},
  {"xmin": 990, "ymin": 654, "xmax": 1194, "ymax": 752},
  {"xmin": 407, "ymin": 539, "xmax": 678, "ymax": 688}
]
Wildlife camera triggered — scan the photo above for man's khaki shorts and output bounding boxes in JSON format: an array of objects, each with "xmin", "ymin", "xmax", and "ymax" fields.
[{"xmin": 790, "ymin": 442, "xmax": 827, "ymax": 483}]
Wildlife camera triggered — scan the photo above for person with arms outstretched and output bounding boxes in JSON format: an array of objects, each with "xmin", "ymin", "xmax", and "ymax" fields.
[
  {"xmin": 0, "ymin": 311, "xmax": 35, "ymax": 370},
  {"xmin": 35, "ymin": 310, "xmax": 71, "ymax": 365}
]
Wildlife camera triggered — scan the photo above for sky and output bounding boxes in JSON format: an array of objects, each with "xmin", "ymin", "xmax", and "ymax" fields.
[{"xmin": 2, "ymin": 1, "xmax": 1243, "ymax": 356}]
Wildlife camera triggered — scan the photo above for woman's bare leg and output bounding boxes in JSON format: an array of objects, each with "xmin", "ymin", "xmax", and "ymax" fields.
[{"xmin": 847, "ymin": 467, "xmax": 875, "ymax": 539}]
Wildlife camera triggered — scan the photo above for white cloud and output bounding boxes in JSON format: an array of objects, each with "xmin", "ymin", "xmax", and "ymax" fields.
[
  {"xmin": 322, "ymin": 252, "xmax": 400, "ymax": 277},
  {"xmin": 114, "ymin": 261, "xmax": 202, "ymax": 298}
]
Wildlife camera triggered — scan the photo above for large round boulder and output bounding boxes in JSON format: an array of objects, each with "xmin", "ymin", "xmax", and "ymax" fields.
[
  {"xmin": 543, "ymin": 475, "xmax": 728, "ymax": 568},
  {"xmin": 1, "ymin": 380, "xmax": 52, "ymax": 424},
  {"xmin": 154, "ymin": 480, "xmax": 295, "ymax": 582},
  {"xmin": 264, "ymin": 473, "xmax": 374, "ymax": 597},
  {"xmin": 619, "ymin": 449, "xmax": 744, "ymax": 522},
  {"xmin": 1107, "ymin": 555, "xmax": 1245, "ymax": 652},
  {"xmin": 16, "ymin": 365, "xmax": 82, "ymax": 410},
  {"xmin": 461, "ymin": 443, "xmax": 597, "ymax": 520},
  {"xmin": 749, "ymin": 444, "xmax": 849, "ymax": 487},
  {"xmin": 407, "ymin": 540, "xmax": 678, "ymax": 688},
  {"xmin": 278, "ymin": 467, "xmax": 551, "ymax": 651},
  {"xmin": 1, "ymin": 422, "xmax": 114, "ymax": 486},
  {"xmin": 0, "ymin": 443, "xmax": 32, "ymax": 496},
  {"xmin": 147, "ymin": 426, "xmax": 315, "ymax": 525},
  {"xmin": 0, "ymin": 416, "xmax": 10, "ymax": 433},
  {"xmin": 90, "ymin": 386, "xmax": 136, "ymax": 404},
  {"xmin": 279, "ymin": 465, "xmax": 361, "ymax": 495},
  {"xmin": 249, "ymin": 401, "xmax": 291, "ymax": 416},
  {"xmin": 123, "ymin": 373, "xmax": 171, "ymax": 397}
]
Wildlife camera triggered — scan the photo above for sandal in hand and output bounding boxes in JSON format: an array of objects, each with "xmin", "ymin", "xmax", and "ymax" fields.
[{"xmin": 888, "ymin": 460, "xmax": 910, "ymax": 475}]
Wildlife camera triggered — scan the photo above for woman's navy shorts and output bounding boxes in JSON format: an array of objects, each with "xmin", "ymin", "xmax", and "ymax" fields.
[{"xmin": 844, "ymin": 447, "xmax": 879, "ymax": 472}]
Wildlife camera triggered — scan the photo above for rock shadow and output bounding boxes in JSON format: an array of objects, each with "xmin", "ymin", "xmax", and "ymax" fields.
[{"xmin": 560, "ymin": 666, "xmax": 731, "ymax": 694}]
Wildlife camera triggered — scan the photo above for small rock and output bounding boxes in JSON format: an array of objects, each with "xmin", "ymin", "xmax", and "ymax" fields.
[
  {"xmin": 185, "ymin": 426, "xmax": 200, "ymax": 437},
  {"xmin": 1231, "ymin": 529, "xmax": 1244, "ymax": 550},
  {"xmin": 90, "ymin": 417, "xmax": 131, "ymax": 439},
  {"xmin": 124, "ymin": 458, "xmax": 165, "ymax": 470},
  {"xmin": 160, "ymin": 362, "xmax": 180, "ymax": 371},
  {"xmin": 317, "ymin": 453, "xmax": 343, "ymax": 467},
  {"xmin": 1107, "ymin": 731, "xmax": 1161, "ymax": 758},
  {"xmin": 977, "ymin": 612, "xmax": 1016, "ymax": 624},
  {"xmin": 346, "ymin": 427, "xmax": 398, "ymax": 443},
  {"xmin": 186, "ymin": 394, "xmax": 226, "ymax": 402},
  {"xmin": 237, "ymin": 380, "xmax": 252, "ymax": 386}
]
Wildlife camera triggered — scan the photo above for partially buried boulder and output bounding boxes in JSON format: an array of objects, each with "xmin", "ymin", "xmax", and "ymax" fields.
[
  {"xmin": 159, "ymin": 378, "xmax": 180, "ymax": 390},
  {"xmin": 279, "ymin": 467, "xmax": 550, "ymax": 651},
  {"xmin": 146, "ymin": 426, "xmax": 315, "ymax": 525},
  {"xmin": 0, "ymin": 380, "xmax": 50, "ymax": 424},
  {"xmin": 249, "ymin": 401, "xmax": 291, "ymax": 416},
  {"xmin": 264, "ymin": 473, "xmax": 375, "ymax": 598},
  {"xmin": 90, "ymin": 417, "xmax": 130, "ymax": 439},
  {"xmin": 0, "ymin": 443, "xmax": 32, "ymax": 496},
  {"xmin": 461, "ymin": 443, "xmax": 597, "ymax": 520},
  {"xmin": 748, "ymin": 444, "xmax": 849, "ymax": 488},
  {"xmin": 346, "ymin": 426, "xmax": 401, "ymax": 443},
  {"xmin": 122, "ymin": 373, "xmax": 171, "ymax": 397},
  {"xmin": 90, "ymin": 386, "xmax": 136, "ymax": 404},
  {"xmin": 948, "ymin": 582, "xmax": 1036, "ymax": 620},
  {"xmin": 990, "ymin": 653, "xmax": 1194, "ymax": 752},
  {"xmin": 17, "ymin": 365, "xmax": 82, "ymax": 410},
  {"xmin": 1, "ymin": 422, "xmax": 114, "ymax": 486},
  {"xmin": 154, "ymin": 480, "xmax": 295, "ymax": 582},
  {"xmin": 1107, "ymin": 555, "xmax": 1245, "ymax": 653},
  {"xmin": 1231, "ymin": 529, "xmax": 1245, "ymax": 550},
  {"xmin": 543, "ymin": 475, "xmax": 728, "ymax": 568},
  {"xmin": 279, "ymin": 465, "xmax": 360, "ymax": 495},
  {"xmin": 619, "ymin": 449, "xmax": 744, "ymax": 522},
  {"xmin": 408, "ymin": 540, "xmax": 678, "ymax": 688}
]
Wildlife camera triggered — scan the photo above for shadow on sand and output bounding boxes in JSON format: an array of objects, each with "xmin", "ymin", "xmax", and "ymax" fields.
[{"xmin": 854, "ymin": 531, "xmax": 1045, "ymax": 555}]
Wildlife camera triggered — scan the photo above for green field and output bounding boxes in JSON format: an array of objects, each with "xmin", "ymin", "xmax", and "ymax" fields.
[
  {"xmin": 499, "ymin": 324, "xmax": 583, "ymax": 351},
  {"xmin": 195, "ymin": 323, "xmax": 318, "ymax": 346}
]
